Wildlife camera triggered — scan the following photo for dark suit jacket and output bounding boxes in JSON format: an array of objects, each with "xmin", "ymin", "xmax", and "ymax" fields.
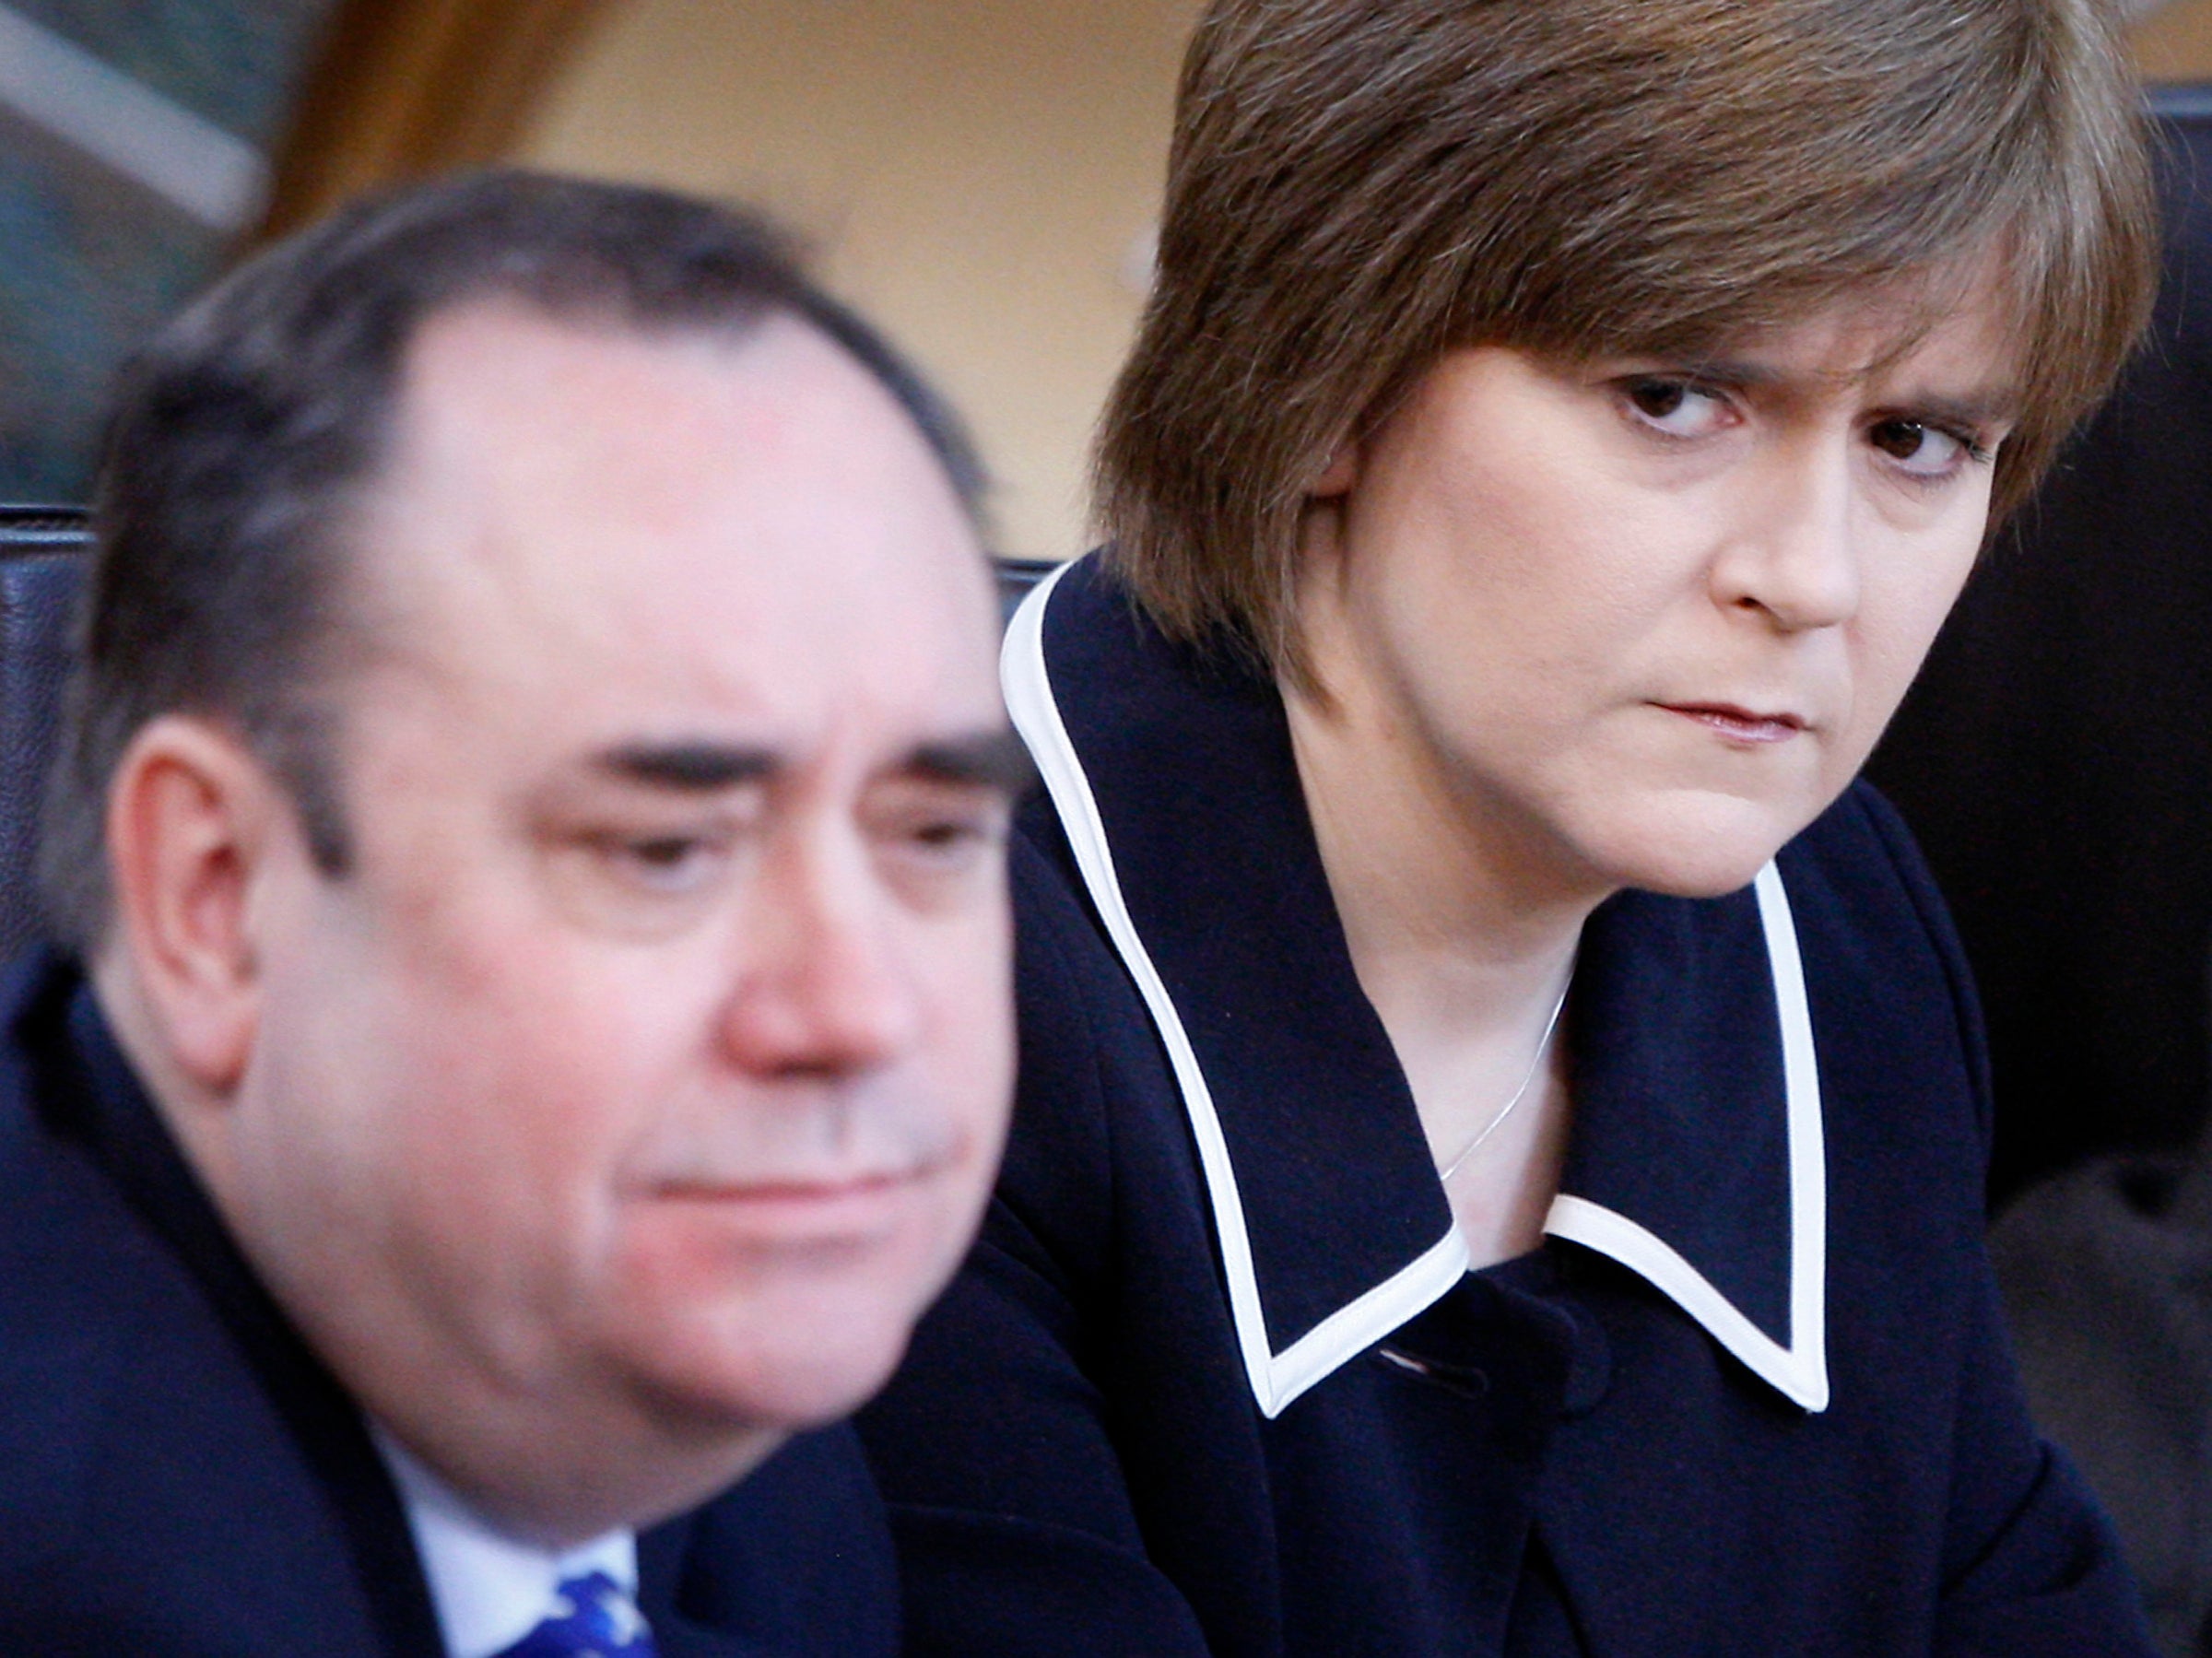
[
  {"xmin": 0, "ymin": 951, "xmax": 899, "ymax": 1656},
  {"xmin": 859, "ymin": 554, "xmax": 2153, "ymax": 1656}
]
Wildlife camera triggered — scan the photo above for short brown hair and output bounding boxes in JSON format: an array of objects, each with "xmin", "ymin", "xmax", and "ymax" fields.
[{"xmin": 1098, "ymin": 0, "xmax": 2159, "ymax": 679}]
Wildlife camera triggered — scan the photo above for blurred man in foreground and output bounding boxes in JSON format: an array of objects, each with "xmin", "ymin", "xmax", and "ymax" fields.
[{"xmin": 0, "ymin": 171, "xmax": 1023, "ymax": 1655}]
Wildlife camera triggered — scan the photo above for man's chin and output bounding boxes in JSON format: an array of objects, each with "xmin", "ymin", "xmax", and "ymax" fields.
[
  {"xmin": 622, "ymin": 1289, "xmax": 927, "ymax": 1438},
  {"xmin": 596, "ymin": 1193, "xmax": 977, "ymax": 1438}
]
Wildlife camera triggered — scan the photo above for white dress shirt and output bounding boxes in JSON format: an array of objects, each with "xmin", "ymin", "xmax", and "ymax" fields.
[{"xmin": 373, "ymin": 1427, "xmax": 641, "ymax": 1658}]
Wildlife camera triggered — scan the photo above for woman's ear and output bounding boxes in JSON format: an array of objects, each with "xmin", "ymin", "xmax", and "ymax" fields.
[
  {"xmin": 102, "ymin": 716, "xmax": 286, "ymax": 1094},
  {"xmin": 1310, "ymin": 437, "xmax": 1361, "ymax": 499}
]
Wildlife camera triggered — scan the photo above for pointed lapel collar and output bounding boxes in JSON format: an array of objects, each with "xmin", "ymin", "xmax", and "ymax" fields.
[
  {"xmin": 1547, "ymin": 868, "xmax": 1829, "ymax": 1412},
  {"xmin": 1005, "ymin": 556, "xmax": 1828, "ymax": 1417},
  {"xmin": 1005, "ymin": 557, "xmax": 1461, "ymax": 1417},
  {"xmin": 636, "ymin": 1516, "xmax": 769, "ymax": 1658}
]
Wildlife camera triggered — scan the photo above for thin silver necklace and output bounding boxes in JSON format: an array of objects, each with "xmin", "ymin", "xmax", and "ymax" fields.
[{"xmin": 1437, "ymin": 970, "xmax": 1572, "ymax": 1184}]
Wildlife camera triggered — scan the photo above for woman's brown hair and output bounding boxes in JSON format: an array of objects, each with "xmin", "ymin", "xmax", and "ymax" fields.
[{"xmin": 1097, "ymin": 0, "xmax": 2159, "ymax": 682}]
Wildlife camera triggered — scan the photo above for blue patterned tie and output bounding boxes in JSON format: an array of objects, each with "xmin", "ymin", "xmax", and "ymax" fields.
[{"xmin": 493, "ymin": 1570, "xmax": 658, "ymax": 1657}]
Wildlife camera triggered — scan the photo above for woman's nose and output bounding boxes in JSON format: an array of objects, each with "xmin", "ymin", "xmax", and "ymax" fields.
[{"xmin": 1708, "ymin": 439, "xmax": 1861, "ymax": 631}]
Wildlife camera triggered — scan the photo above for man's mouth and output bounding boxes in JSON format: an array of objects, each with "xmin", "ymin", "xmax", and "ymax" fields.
[{"xmin": 641, "ymin": 1155, "xmax": 954, "ymax": 1241}]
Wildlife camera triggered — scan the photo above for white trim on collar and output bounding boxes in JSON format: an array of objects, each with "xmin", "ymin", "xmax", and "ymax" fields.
[
  {"xmin": 1544, "ymin": 864, "xmax": 1830, "ymax": 1412},
  {"xmin": 1003, "ymin": 564, "xmax": 1828, "ymax": 1418},
  {"xmin": 1005, "ymin": 562, "xmax": 1426, "ymax": 1417}
]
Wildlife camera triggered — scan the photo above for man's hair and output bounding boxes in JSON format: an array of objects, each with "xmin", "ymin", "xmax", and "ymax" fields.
[
  {"xmin": 1096, "ymin": 0, "xmax": 2161, "ymax": 681},
  {"xmin": 41, "ymin": 169, "xmax": 986, "ymax": 954}
]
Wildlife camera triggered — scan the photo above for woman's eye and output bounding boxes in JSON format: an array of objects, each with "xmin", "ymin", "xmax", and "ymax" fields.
[
  {"xmin": 1868, "ymin": 418, "xmax": 1978, "ymax": 478},
  {"xmin": 1622, "ymin": 378, "xmax": 1734, "ymax": 440}
]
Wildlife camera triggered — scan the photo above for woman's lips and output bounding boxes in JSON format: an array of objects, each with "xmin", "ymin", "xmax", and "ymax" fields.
[{"xmin": 1656, "ymin": 701, "xmax": 1808, "ymax": 745}]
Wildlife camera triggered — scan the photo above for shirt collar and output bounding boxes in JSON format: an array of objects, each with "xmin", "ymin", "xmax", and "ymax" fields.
[
  {"xmin": 373, "ymin": 1428, "xmax": 639, "ymax": 1658},
  {"xmin": 1005, "ymin": 554, "xmax": 1828, "ymax": 1418}
]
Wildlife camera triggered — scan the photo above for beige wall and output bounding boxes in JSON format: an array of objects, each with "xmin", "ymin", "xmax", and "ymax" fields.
[
  {"xmin": 523, "ymin": 0, "xmax": 1201, "ymax": 565},
  {"xmin": 2135, "ymin": 0, "xmax": 2212, "ymax": 78},
  {"xmin": 525, "ymin": 0, "xmax": 2210, "ymax": 564}
]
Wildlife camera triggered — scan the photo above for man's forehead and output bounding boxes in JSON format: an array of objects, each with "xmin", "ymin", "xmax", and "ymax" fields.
[
  {"xmin": 336, "ymin": 299, "xmax": 1000, "ymax": 777},
  {"xmin": 387, "ymin": 298, "xmax": 925, "ymax": 503},
  {"xmin": 359, "ymin": 300, "xmax": 988, "ymax": 648}
]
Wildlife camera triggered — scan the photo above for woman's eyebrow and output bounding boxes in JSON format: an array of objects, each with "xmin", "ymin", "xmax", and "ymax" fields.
[
  {"xmin": 1669, "ymin": 356, "xmax": 2021, "ymax": 427},
  {"xmin": 1654, "ymin": 355, "xmax": 1785, "ymax": 389},
  {"xmin": 1886, "ymin": 388, "xmax": 2021, "ymax": 429}
]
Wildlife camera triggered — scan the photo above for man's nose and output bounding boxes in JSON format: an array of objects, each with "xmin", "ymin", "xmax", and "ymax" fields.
[
  {"xmin": 718, "ymin": 829, "xmax": 923, "ymax": 1079},
  {"xmin": 1709, "ymin": 437, "xmax": 1861, "ymax": 631}
]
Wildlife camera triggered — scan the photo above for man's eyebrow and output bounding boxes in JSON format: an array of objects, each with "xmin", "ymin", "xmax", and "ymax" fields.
[
  {"xmin": 584, "ymin": 732, "xmax": 1037, "ymax": 795},
  {"xmin": 591, "ymin": 742, "xmax": 782, "ymax": 791},
  {"xmin": 902, "ymin": 729, "xmax": 1038, "ymax": 794}
]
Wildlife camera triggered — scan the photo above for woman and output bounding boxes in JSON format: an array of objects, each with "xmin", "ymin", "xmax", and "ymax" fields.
[{"xmin": 859, "ymin": 0, "xmax": 2161, "ymax": 1651}]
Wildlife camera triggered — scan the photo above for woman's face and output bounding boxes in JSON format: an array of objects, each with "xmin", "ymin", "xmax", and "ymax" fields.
[{"xmin": 1298, "ymin": 293, "xmax": 2016, "ymax": 901}]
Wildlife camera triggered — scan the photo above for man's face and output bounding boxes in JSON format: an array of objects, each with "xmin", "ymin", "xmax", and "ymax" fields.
[{"xmin": 225, "ymin": 304, "xmax": 1016, "ymax": 1473}]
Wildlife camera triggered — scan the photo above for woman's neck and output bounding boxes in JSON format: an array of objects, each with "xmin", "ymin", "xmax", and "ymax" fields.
[
  {"xmin": 1283, "ymin": 595, "xmax": 1604, "ymax": 1265},
  {"xmin": 1284, "ymin": 652, "xmax": 1596, "ymax": 1054}
]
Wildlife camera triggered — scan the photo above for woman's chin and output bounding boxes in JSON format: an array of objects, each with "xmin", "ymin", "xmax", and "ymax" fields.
[{"xmin": 1578, "ymin": 790, "xmax": 1820, "ymax": 900}]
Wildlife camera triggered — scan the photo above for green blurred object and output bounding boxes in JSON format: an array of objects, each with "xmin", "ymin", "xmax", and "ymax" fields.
[{"xmin": 0, "ymin": 0, "xmax": 337, "ymax": 500}]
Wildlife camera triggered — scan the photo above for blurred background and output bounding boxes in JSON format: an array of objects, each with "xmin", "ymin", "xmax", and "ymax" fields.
[
  {"xmin": 0, "ymin": 0, "xmax": 1199, "ymax": 565},
  {"xmin": 2, "ymin": 0, "xmax": 2208, "ymax": 563}
]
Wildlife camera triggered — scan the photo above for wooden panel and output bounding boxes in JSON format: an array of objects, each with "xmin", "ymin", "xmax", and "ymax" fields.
[
  {"xmin": 522, "ymin": 0, "xmax": 1203, "ymax": 565},
  {"xmin": 2133, "ymin": 0, "xmax": 2212, "ymax": 82},
  {"xmin": 253, "ymin": 0, "xmax": 612, "ymax": 245}
]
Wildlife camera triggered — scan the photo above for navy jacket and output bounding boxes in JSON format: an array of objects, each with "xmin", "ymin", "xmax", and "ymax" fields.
[
  {"xmin": 0, "ymin": 952, "xmax": 899, "ymax": 1656},
  {"xmin": 857, "ymin": 555, "xmax": 2153, "ymax": 1655}
]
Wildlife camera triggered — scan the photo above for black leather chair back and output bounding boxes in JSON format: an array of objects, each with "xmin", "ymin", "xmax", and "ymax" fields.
[
  {"xmin": 1869, "ymin": 88, "xmax": 2212, "ymax": 1204},
  {"xmin": 995, "ymin": 557, "xmax": 1056, "ymax": 627},
  {"xmin": 0, "ymin": 508, "xmax": 85, "ymax": 964}
]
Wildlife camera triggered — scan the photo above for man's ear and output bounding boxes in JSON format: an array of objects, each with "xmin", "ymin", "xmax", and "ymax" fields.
[{"xmin": 102, "ymin": 716, "xmax": 288, "ymax": 1094}]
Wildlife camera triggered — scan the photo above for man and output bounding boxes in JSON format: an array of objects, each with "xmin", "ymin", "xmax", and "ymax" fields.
[{"xmin": 0, "ymin": 171, "xmax": 1024, "ymax": 1654}]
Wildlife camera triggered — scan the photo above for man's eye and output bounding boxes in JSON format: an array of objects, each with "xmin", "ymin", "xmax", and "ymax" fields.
[
  {"xmin": 1621, "ymin": 378, "xmax": 1735, "ymax": 440},
  {"xmin": 1868, "ymin": 418, "xmax": 1982, "ymax": 478},
  {"xmin": 903, "ymin": 817, "xmax": 994, "ymax": 862},
  {"xmin": 873, "ymin": 797, "xmax": 1010, "ymax": 884},
  {"xmin": 603, "ymin": 833, "xmax": 726, "ymax": 893}
]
